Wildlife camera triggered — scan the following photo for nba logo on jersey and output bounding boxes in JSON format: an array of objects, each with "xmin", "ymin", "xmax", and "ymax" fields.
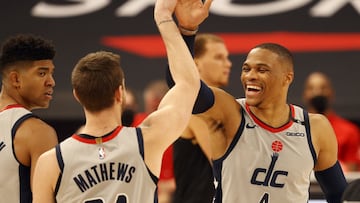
[{"xmin": 98, "ymin": 147, "xmax": 106, "ymax": 159}]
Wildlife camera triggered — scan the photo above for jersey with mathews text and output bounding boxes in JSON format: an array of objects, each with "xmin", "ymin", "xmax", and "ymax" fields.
[
  {"xmin": 213, "ymin": 98, "xmax": 317, "ymax": 203},
  {"xmin": 55, "ymin": 126, "xmax": 158, "ymax": 203}
]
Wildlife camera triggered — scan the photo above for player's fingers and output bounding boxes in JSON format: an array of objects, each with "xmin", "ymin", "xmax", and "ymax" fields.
[{"xmin": 203, "ymin": 0, "xmax": 213, "ymax": 10}]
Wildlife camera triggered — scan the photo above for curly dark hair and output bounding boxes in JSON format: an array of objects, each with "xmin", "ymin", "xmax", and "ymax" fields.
[{"xmin": 0, "ymin": 33, "xmax": 56, "ymax": 70}]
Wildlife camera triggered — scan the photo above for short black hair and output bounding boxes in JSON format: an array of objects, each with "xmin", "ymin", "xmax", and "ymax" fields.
[
  {"xmin": 254, "ymin": 43, "xmax": 293, "ymax": 65},
  {"xmin": 0, "ymin": 33, "xmax": 56, "ymax": 70}
]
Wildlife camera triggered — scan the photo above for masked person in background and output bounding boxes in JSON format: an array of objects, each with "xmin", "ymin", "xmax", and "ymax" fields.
[{"xmin": 303, "ymin": 71, "xmax": 360, "ymax": 172}]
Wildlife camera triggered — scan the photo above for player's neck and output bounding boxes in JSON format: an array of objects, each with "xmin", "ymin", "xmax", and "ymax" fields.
[
  {"xmin": 0, "ymin": 91, "xmax": 27, "ymax": 110},
  {"xmin": 83, "ymin": 108, "xmax": 121, "ymax": 137},
  {"xmin": 248, "ymin": 103, "xmax": 290, "ymax": 128}
]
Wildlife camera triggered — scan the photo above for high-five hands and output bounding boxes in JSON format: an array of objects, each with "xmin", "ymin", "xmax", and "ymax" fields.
[
  {"xmin": 154, "ymin": 0, "xmax": 213, "ymax": 31},
  {"xmin": 175, "ymin": 0, "xmax": 213, "ymax": 31}
]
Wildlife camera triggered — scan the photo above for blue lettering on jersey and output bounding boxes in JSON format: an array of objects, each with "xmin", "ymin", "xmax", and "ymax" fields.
[
  {"xmin": 73, "ymin": 162, "xmax": 136, "ymax": 192},
  {"xmin": 250, "ymin": 153, "xmax": 288, "ymax": 188},
  {"xmin": 0, "ymin": 141, "xmax": 5, "ymax": 151},
  {"xmin": 259, "ymin": 193, "xmax": 269, "ymax": 203},
  {"xmin": 285, "ymin": 132, "xmax": 305, "ymax": 137}
]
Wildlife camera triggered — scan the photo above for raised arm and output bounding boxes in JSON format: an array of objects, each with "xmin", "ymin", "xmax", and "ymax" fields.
[
  {"xmin": 165, "ymin": 0, "xmax": 215, "ymax": 114},
  {"xmin": 140, "ymin": 0, "xmax": 209, "ymax": 176}
]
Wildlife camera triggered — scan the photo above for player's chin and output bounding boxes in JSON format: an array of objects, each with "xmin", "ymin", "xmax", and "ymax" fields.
[
  {"xmin": 38, "ymin": 101, "xmax": 51, "ymax": 109},
  {"xmin": 245, "ymin": 97, "xmax": 260, "ymax": 107}
]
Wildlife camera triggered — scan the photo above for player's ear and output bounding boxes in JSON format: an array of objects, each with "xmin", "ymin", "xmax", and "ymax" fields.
[
  {"xmin": 284, "ymin": 71, "xmax": 294, "ymax": 86},
  {"xmin": 72, "ymin": 89, "xmax": 80, "ymax": 103},
  {"xmin": 115, "ymin": 85, "xmax": 123, "ymax": 103},
  {"xmin": 9, "ymin": 71, "xmax": 21, "ymax": 88},
  {"xmin": 194, "ymin": 58, "xmax": 202, "ymax": 72}
]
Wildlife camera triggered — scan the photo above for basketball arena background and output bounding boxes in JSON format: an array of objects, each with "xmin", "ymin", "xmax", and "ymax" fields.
[{"xmin": 0, "ymin": 0, "xmax": 359, "ymax": 200}]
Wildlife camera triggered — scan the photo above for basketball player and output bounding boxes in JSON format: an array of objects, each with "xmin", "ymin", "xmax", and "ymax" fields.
[
  {"xmin": 0, "ymin": 34, "xmax": 58, "ymax": 202},
  {"xmin": 32, "ymin": 0, "xmax": 212, "ymax": 202},
  {"xmin": 166, "ymin": 25, "xmax": 348, "ymax": 202},
  {"xmin": 171, "ymin": 33, "xmax": 232, "ymax": 203}
]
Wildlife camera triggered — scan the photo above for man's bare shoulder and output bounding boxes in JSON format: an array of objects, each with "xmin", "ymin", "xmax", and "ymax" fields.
[
  {"xmin": 308, "ymin": 113, "xmax": 330, "ymax": 126},
  {"xmin": 35, "ymin": 147, "xmax": 58, "ymax": 174},
  {"xmin": 13, "ymin": 117, "xmax": 58, "ymax": 166},
  {"xmin": 210, "ymin": 87, "xmax": 241, "ymax": 113},
  {"xmin": 17, "ymin": 117, "xmax": 57, "ymax": 138},
  {"xmin": 308, "ymin": 113, "xmax": 334, "ymax": 140}
]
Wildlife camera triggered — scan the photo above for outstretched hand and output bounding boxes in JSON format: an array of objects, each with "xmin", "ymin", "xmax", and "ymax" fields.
[{"xmin": 175, "ymin": 0, "xmax": 213, "ymax": 30}]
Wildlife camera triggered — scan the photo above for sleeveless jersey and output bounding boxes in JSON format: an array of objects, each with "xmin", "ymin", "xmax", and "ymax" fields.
[
  {"xmin": 55, "ymin": 126, "xmax": 158, "ymax": 203},
  {"xmin": 213, "ymin": 98, "xmax": 317, "ymax": 203},
  {"xmin": 173, "ymin": 138, "xmax": 215, "ymax": 203},
  {"xmin": 0, "ymin": 104, "xmax": 35, "ymax": 203}
]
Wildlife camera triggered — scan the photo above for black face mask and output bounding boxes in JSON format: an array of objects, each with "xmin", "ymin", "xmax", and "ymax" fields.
[{"xmin": 309, "ymin": 95, "xmax": 329, "ymax": 114}]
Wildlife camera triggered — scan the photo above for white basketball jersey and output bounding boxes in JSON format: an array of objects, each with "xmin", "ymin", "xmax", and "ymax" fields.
[
  {"xmin": 0, "ymin": 104, "xmax": 34, "ymax": 203},
  {"xmin": 55, "ymin": 126, "xmax": 158, "ymax": 203},
  {"xmin": 213, "ymin": 98, "xmax": 316, "ymax": 203}
]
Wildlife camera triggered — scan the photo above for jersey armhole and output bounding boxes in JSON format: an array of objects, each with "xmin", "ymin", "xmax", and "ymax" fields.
[
  {"xmin": 54, "ymin": 144, "xmax": 64, "ymax": 196},
  {"xmin": 135, "ymin": 127, "xmax": 159, "ymax": 184},
  {"xmin": 303, "ymin": 110, "xmax": 317, "ymax": 166},
  {"xmin": 11, "ymin": 113, "xmax": 36, "ymax": 165}
]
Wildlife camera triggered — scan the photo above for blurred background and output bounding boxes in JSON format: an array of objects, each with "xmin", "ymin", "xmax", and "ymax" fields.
[{"xmin": 0, "ymin": 0, "xmax": 359, "ymax": 141}]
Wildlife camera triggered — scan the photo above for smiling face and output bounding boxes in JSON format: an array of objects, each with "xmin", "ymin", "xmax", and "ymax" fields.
[
  {"xmin": 241, "ymin": 47, "xmax": 293, "ymax": 108},
  {"xmin": 14, "ymin": 59, "xmax": 55, "ymax": 110}
]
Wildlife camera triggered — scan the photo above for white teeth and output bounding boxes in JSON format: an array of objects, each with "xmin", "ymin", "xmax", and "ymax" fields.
[{"xmin": 247, "ymin": 85, "xmax": 261, "ymax": 90}]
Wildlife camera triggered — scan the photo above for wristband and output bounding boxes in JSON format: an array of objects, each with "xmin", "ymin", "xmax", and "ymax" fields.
[{"xmin": 179, "ymin": 26, "xmax": 198, "ymax": 36}]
